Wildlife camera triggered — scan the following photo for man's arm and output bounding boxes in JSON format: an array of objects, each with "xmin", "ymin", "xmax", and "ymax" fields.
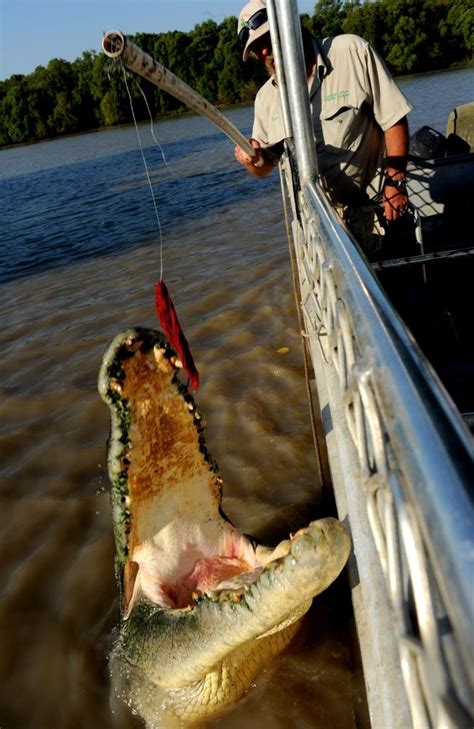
[
  {"xmin": 383, "ymin": 117, "xmax": 409, "ymax": 222},
  {"xmin": 234, "ymin": 138, "xmax": 277, "ymax": 178}
]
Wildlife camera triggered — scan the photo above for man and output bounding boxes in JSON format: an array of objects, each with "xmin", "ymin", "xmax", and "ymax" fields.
[{"xmin": 234, "ymin": 0, "xmax": 413, "ymax": 255}]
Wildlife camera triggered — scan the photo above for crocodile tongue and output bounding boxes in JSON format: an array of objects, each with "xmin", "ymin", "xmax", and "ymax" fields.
[{"xmin": 125, "ymin": 520, "xmax": 259, "ymax": 611}]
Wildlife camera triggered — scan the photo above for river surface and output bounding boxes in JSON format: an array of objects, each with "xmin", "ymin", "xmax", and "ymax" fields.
[{"xmin": 0, "ymin": 66, "xmax": 472, "ymax": 729}]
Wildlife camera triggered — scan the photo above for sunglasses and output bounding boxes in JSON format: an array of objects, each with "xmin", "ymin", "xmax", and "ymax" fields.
[{"xmin": 238, "ymin": 9, "xmax": 268, "ymax": 50}]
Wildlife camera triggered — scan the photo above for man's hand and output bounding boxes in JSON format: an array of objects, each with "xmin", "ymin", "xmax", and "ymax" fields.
[
  {"xmin": 383, "ymin": 182, "xmax": 409, "ymax": 222},
  {"xmin": 234, "ymin": 138, "xmax": 274, "ymax": 178}
]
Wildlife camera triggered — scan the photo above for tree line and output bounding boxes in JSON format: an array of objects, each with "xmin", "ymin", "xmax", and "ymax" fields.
[{"xmin": 0, "ymin": 0, "xmax": 472, "ymax": 147}]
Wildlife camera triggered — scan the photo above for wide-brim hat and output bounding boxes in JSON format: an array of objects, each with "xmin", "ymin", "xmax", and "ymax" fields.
[{"xmin": 238, "ymin": 0, "xmax": 270, "ymax": 61}]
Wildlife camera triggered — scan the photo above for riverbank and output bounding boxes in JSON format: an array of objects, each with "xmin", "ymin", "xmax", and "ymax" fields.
[{"xmin": 0, "ymin": 101, "xmax": 254, "ymax": 151}]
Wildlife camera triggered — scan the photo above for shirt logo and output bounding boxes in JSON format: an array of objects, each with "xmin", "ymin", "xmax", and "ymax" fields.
[{"xmin": 324, "ymin": 90, "xmax": 350, "ymax": 102}]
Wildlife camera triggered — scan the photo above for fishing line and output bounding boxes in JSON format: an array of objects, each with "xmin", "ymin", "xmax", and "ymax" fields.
[
  {"xmin": 121, "ymin": 62, "xmax": 164, "ymax": 280},
  {"xmin": 119, "ymin": 61, "xmax": 200, "ymax": 391},
  {"xmin": 135, "ymin": 81, "xmax": 173, "ymax": 173}
]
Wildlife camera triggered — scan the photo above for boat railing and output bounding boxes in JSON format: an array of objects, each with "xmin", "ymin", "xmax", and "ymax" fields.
[
  {"xmin": 285, "ymin": 166, "xmax": 473, "ymax": 729},
  {"xmin": 270, "ymin": 2, "xmax": 474, "ymax": 728}
]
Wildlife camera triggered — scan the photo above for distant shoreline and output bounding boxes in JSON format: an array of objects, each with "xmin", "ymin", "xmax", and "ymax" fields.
[
  {"xmin": 0, "ymin": 101, "xmax": 254, "ymax": 151},
  {"xmin": 1, "ymin": 63, "xmax": 472, "ymax": 152}
]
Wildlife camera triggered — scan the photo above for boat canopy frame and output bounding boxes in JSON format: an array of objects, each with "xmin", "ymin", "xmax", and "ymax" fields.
[{"xmin": 268, "ymin": 2, "xmax": 474, "ymax": 728}]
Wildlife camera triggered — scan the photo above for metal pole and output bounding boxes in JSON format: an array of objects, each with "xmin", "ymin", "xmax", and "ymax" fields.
[
  {"xmin": 102, "ymin": 30, "xmax": 256, "ymax": 158},
  {"xmin": 266, "ymin": 0, "xmax": 292, "ymax": 139},
  {"xmin": 273, "ymin": 0, "xmax": 318, "ymax": 181}
]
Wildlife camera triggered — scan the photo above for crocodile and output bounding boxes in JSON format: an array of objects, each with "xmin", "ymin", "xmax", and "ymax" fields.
[{"xmin": 98, "ymin": 327, "xmax": 351, "ymax": 724}]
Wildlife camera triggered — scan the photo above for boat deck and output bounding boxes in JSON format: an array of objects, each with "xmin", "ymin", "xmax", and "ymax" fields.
[{"xmin": 372, "ymin": 152, "xmax": 474, "ymax": 428}]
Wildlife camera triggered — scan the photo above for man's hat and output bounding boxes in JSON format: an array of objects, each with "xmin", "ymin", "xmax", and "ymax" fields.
[{"xmin": 238, "ymin": 0, "xmax": 270, "ymax": 61}]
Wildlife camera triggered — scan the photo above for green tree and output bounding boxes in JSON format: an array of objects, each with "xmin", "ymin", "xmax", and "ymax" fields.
[
  {"xmin": 379, "ymin": 0, "xmax": 431, "ymax": 73},
  {"xmin": 40, "ymin": 59, "xmax": 80, "ymax": 134},
  {"xmin": 90, "ymin": 53, "xmax": 132, "ymax": 125},
  {"xmin": 312, "ymin": 0, "xmax": 347, "ymax": 36},
  {"xmin": 52, "ymin": 91, "xmax": 79, "ymax": 134},
  {"xmin": 99, "ymin": 89, "xmax": 123, "ymax": 126},
  {"xmin": 342, "ymin": 2, "xmax": 385, "ymax": 52},
  {"xmin": 151, "ymin": 31, "xmax": 192, "ymax": 112},
  {"xmin": 27, "ymin": 65, "xmax": 55, "ymax": 139},
  {"xmin": 0, "ymin": 75, "xmax": 36, "ymax": 143},
  {"xmin": 187, "ymin": 20, "xmax": 219, "ymax": 100},
  {"xmin": 215, "ymin": 17, "xmax": 244, "ymax": 104},
  {"xmin": 73, "ymin": 51, "xmax": 100, "ymax": 129},
  {"xmin": 443, "ymin": 0, "xmax": 474, "ymax": 59}
]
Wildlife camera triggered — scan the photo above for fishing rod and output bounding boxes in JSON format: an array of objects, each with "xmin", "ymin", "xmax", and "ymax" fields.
[{"xmin": 102, "ymin": 30, "xmax": 257, "ymax": 159}]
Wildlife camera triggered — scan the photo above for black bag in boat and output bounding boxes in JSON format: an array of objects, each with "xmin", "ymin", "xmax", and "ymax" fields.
[{"xmin": 409, "ymin": 125, "xmax": 446, "ymax": 159}]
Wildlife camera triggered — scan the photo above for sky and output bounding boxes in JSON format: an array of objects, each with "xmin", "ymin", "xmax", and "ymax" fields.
[{"xmin": 0, "ymin": 0, "xmax": 317, "ymax": 81}]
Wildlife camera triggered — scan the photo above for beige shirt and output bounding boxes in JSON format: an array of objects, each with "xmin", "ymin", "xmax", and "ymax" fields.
[{"xmin": 252, "ymin": 34, "xmax": 413, "ymax": 205}]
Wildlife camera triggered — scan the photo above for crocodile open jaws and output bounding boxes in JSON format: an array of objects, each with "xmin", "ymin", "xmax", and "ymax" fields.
[{"xmin": 98, "ymin": 328, "xmax": 351, "ymax": 725}]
